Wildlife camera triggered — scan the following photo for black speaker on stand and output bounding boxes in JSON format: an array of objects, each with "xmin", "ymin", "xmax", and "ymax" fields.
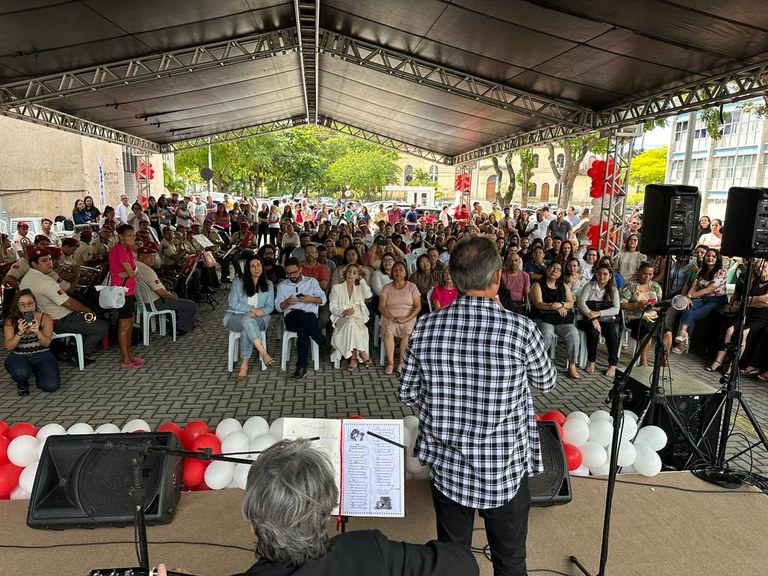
[
  {"xmin": 721, "ymin": 187, "xmax": 768, "ymax": 257},
  {"xmin": 27, "ymin": 432, "xmax": 183, "ymax": 529},
  {"xmin": 530, "ymin": 420, "xmax": 571, "ymax": 505},
  {"xmin": 639, "ymin": 184, "xmax": 701, "ymax": 255}
]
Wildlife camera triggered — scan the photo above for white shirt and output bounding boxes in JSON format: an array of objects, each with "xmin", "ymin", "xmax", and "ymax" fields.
[
  {"xmin": 116, "ymin": 203, "xmax": 131, "ymax": 225},
  {"xmin": 526, "ymin": 219, "xmax": 550, "ymax": 241}
]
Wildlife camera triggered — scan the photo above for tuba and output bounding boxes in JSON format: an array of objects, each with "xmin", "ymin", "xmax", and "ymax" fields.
[{"xmin": 19, "ymin": 236, "xmax": 31, "ymax": 251}]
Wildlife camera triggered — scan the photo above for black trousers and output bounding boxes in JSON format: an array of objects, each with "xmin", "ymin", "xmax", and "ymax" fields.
[
  {"xmin": 283, "ymin": 310, "xmax": 326, "ymax": 369},
  {"xmin": 430, "ymin": 473, "xmax": 530, "ymax": 576},
  {"xmin": 577, "ymin": 318, "xmax": 620, "ymax": 365}
]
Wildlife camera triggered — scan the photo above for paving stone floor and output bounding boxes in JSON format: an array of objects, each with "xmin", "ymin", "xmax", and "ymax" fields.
[{"xmin": 2, "ymin": 289, "xmax": 766, "ymax": 479}]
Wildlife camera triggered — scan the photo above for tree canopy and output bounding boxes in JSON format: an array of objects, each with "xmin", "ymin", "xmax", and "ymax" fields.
[{"xmin": 629, "ymin": 146, "xmax": 668, "ymax": 192}]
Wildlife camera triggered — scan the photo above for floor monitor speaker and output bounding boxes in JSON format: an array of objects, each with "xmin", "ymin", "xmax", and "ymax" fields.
[
  {"xmin": 721, "ymin": 187, "xmax": 768, "ymax": 257},
  {"xmin": 639, "ymin": 184, "xmax": 700, "ymax": 254},
  {"xmin": 530, "ymin": 420, "xmax": 572, "ymax": 506},
  {"xmin": 27, "ymin": 432, "xmax": 183, "ymax": 529}
]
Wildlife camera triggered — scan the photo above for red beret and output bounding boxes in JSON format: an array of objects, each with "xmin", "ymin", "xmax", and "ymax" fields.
[
  {"xmin": 34, "ymin": 234, "xmax": 50, "ymax": 244},
  {"xmin": 137, "ymin": 245, "xmax": 157, "ymax": 255},
  {"xmin": 17, "ymin": 221, "xmax": 29, "ymax": 228},
  {"xmin": 240, "ymin": 222, "xmax": 249, "ymax": 229},
  {"xmin": 41, "ymin": 217, "xmax": 52, "ymax": 225},
  {"xmin": 27, "ymin": 246, "xmax": 51, "ymax": 263},
  {"xmin": 61, "ymin": 237, "xmax": 80, "ymax": 247},
  {"xmin": 80, "ymin": 230, "xmax": 93, "ymax": 240},
  {"xmin": 47, "ymin": 246, "xmax": 62, "ymax": 258}
]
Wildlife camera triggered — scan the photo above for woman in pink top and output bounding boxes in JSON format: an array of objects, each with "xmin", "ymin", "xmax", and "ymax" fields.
[
  {"xmin": 109, "ymin": 224, "xmax": 142, "ymax": 369},
  {"xmin": 379, "ymin": 261, "xmax": 421, "ymax": 375},
  {"xmin": 430, "ymin": 269, "xmax": 458, "ymax": 310}
]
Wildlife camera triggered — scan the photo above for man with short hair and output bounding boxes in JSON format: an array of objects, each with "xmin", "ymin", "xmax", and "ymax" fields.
[
  {"xmin": 427, "ymin": 247, "xmax": 444, "ymax": 274},
  {"xmin": 275, "ymin": 258, "xmax": 328, "ymax": 380},
  {"xmin": 40, "ymin": 218, "xmax": 62, "ymax": 247},
  {"xmin": 115, "ymin": 195, "xmax": 131, "ymax": 225},
  {"xmin": 439, "ymin": 205, "xmax": 451, "ymax": 228},
  {"xmin": 300, "ymin": 245, "xmax": 331, "ymax": 330},
  {"xmin": 566, "ymin": 205, "xmax": 581, "ymax": 227},
  {"xmin": 136, "ymin": 245, "xmax": 196, "ymax": 335},
  {"xmin": 398, "ymin": 235, "xmax": 556, "ymax": 576},
  {"xmin": 12, "ymin": 222, "xmax": 32, "ymax": 257},
  {"xmin": 549, "ymin": 209, "xmax": 572, "ymax": 242},
  {"xmin": 525, "ymin": 210, "xmax": 550, "ymax": 242},
  {"xmin": 290, "ymin": 233, "xmax": 313, "ymax": 264},
  {"xmin": 373, "ymin": 203, "xmax": 387, "ymax": 226},
  {"xmin": 387, "ymin": 203, "xmax": 401, "ymax": 226},
  {"xmin": 21, "ymin": 247, "xmax": 107, "ymax": 362},
  {"xmin": 404, "ymin": 204, "xmax": 419, "ymax": 234},
  {"xmin": 316, "ymin": 244, "xmax": 336, "ymax": 274}
]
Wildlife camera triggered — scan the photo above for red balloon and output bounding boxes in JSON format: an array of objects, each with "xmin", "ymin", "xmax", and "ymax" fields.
[
  {"xmin": 541, "ymin": 410, "xmax": 567, "ymax": 426},
  {"xmin": 191, "ymin": 480, "xmax": 210, "ymax": 491},
  {"xmin": 0, "ymin": 435, "xmax": 8, "ymax": 465},
  {"xmin": 563, "ymin": 443, "xmax": 583, "ymax": 471},
  {"xmin": 534, "ymin": 414, "xmax": 541, "ymax": 421},
  {"xmin": 182, "ymin": 458, "xmax": 207, "ymax": 488},
  {"xmin": 157, "ymin": 422, "xmax": 183, "ymax": 442},
  {"xmin": 0, "ymin": 462, "xmax": 23, "ymax": 497},
  {"xmin": 181, "ymin": 420, "xmax": 209, "ymax": 449},
  {"xmin": 0, "ymin": 420, "xmax": 8, "ymax": 437},
  {"xmin": 191, "ymin": 433, "xmax": 221, "ymax": 457},
  {"xmin": 7, "ymin": 422, "xmax": 38, "ymax": 440}
]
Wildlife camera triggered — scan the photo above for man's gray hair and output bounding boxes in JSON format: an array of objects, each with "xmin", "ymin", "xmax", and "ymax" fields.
[
  {"xmin": 449, "ymin": 236, "xmax": 502, "ymax": 294},
  {"xmin": 241, "ymin": 439, "xmax": 338, "ymax": 566}
]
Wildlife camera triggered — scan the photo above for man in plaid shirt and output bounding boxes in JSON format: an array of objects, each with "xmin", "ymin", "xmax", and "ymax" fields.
[{"xmin": 398, "ymin": 235, "xmax": 557, "ymax": 576}]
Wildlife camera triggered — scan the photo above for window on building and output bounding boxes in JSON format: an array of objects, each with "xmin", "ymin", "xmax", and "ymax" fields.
[
  {"xmin": 404, "ymin": 165, "xmax": 413, "ymax": 185},
  {"xmin": 670, "ymin": 159, "xmax": 684, "ymax": 181},
  {"xmin": 735, "ymin": 154, "xmax": 757, "ymax": 180},
  {"xmin": 553, "ymin": 183, "xmax": 561, "ymax": 197},
  {"xmin": 556, "ymin": 154, "xmax": 565, "ymax": 170},
  {"xmin": 429, "ymin": 165, "xmax": 438, "ymax": 182},
  {"xmin": 529, "ymin": 183, "xmax": 537, "ymax": 198},
  {"xmin": 711, "ymin": 156, "xmax": 735, "ymax": 180},
  {"xmin": 719, "ymin": 111, "xmax": 741, "ymax": 136},
  {"xmin": 690, "ymin": 158, "xmax": 706, "ymax": 181},
  {"xmin": 532, "ymin": 154, "xmax": 539, "ymax": 169},
  {"xmin": 485, "ymin": 175, "xmax": 497, "ymax": 201},
  {"xmin": 674, "ymin": 121, "xmax": 689, "ymax": 142}
]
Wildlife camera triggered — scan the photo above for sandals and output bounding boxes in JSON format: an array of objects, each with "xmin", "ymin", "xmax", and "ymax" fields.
[
  {"xmin": 360, "ymin": 354, "xmax": 373, "ymax": 368},
  {"xmin": 131, "ymin": 356, "xmax": 145, "ymax": 364},
  {"xmin": 384, "ymin": 363, "xmax": 394, "ymax": 375},
  {"xmin": 121, "ymin": 361, "xmax": 143, "ymax": 369},
  {"xmin": 705, "ymin": 361, "xmax": 723, "ymax": 373},
  {"xmin": 739, "ymin": 367, "xmax": 760, "ymax": 377},
  {"xmin": 605, "ymin": 367, "xmax": 616, "ymax": 378},
  {"xmin": 235, "ymin": 372, "xmax": 249, "ymax": 382},
  {"xmin": 585, "ymin": 363, "xmax": 595, "ymax": 375},
  {"xmin": 757, "ymin": 373, "xmax": 768, "ymax": 383},
  {"xmin": 347, "ymin": 359, "xmax": 359, "ymax": 372}
]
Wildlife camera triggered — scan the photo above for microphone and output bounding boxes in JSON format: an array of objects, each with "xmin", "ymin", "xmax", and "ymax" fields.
[{"xmin": 653, "ymin": 294, "xmax": 689, "ymax": 311}]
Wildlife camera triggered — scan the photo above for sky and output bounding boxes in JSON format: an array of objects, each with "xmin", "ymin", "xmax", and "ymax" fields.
[{"xmin": 635, "ymin": 123, "xmax": 672, "ymax": 150}]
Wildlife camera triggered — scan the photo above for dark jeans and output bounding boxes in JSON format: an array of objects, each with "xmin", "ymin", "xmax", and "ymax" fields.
[
  {"xmin": 431, "ymin": 474, "xmax": 530, "ymax": 576},
  {"xmin": 577, "ymin": 318, "xmax": 619, "ymax": 365},
  {"xmin": 680, "ymin": 295, "xmax": 728, "ymax": 335},
  {"xmin": 5, "ymin": 351, "xmax": 60, "ymax": 392},
  {"xmin": 283, "ymin": 310, "xmax": 326, "ymax": 370},
  {"xmin": 151, "ymin": 297, "xmax": 196, "ymax": 333},
  {"xmin": 52, "ymin": 313, "xmax": 109, "ymax": 355}
]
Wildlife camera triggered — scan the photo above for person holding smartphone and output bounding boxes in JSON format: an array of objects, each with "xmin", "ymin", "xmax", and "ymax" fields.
[{"xmin": 3, "ymin": 288, "xmax": 59, "ymax": 395}]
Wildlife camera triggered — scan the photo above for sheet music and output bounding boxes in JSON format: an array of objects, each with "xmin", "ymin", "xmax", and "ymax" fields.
[
  {"xmin": 193, "ymin": 234, "xmax": 214, "ymax": 248},
  {"xmin": 340, "ymin": 419, "xmax": 404, "ymax": 517},
  {"xmin": 280, "ymin": 418, "xmax": 405, "ymax": 518}
]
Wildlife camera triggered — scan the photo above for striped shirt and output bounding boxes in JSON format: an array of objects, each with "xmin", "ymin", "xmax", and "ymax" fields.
[{"xmin": 398, "ymin": 295, "xmax": 557, "ymax": 509}]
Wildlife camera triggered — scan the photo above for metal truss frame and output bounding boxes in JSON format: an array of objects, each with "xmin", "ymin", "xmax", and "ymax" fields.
[
  {"xmin": 597, "ymin": 127, "xmax": 639, "ymax": 254},
  {"xmin": 0, "ymin": 30, "xmax": 299, "ymax": 108},
  {"xmin": 0, "ymin": 102, "xmax": 160, "ymax": 153},
  {"xmin": 135, "ymin": 152, "xmax": 152, "ymax": 204},
  {"xmin": 317, "ymin": 30, "xmax": 594, "ymax": 130},
  {"xmin": 317, "ymin": 117, "xmax": 452, "ymax": 163},
  {"xmin": 159, "ymin": 117, "xmax": 307, "ymax": 153},
  {"xmin": 294, "ymin": 0, "xmax": 319, "ymax": 124}
]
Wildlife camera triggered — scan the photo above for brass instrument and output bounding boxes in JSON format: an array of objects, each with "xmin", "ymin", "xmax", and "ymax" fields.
[{"xmin": 19, "ymin": 236, "xmax": 31, "ymax": 250}]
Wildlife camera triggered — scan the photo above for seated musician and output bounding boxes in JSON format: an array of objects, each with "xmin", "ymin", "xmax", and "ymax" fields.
[
  {"xmin": 49, "ymin": 247, "xmax": 81, "ymax": 295},
  {"xmin": 12, "ymin": 221, "xmax": 32, "ymax": 258},
  {"xmin": 73, "ymin": 230, "xmax": 96, "ymax": 267},
  {"xmin": 2, "ymin": 234, "xmax": 54, "ymax": 290},
  {"xmin": 183, "ymin": 227, "xmax": 220, "ymax": 292},
  {"xmin": 136, "ymin": 245, "xmax": 196, "ymax": 336},
  {"xmin": 1, "ymin": 233, "xmax": 16, "ymax": 264},
  {"xmin": 20, "ymin": 247, "xmax": 107, "ymax": 365},
  {"xmin": 226, "ymin": 222, "xmax": 259, "ymax": 281},
  {"xmin": 160, "ymin": 226, "xmax": 188, "ymax": 268},
  {"xmin": 40, "ymin": 217, "xmax": 62, "ymax": 247}
]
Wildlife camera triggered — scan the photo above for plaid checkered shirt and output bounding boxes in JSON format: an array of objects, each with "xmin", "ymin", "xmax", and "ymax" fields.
[{"xmin": 398, "ymin": 295, "xmax": 557, "ymax": 509}]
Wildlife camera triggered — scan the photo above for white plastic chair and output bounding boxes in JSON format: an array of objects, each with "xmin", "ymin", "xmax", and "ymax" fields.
[
  {"xmin": 51, "ymin": 332, "xmax": 84, "ymax": 371},
  {"xmin": 227, "ymin": 330, "xmax": 267, "ymax": 372},
  {"xmin": 426, "ymin": 286, "xmax": 435, "ymax": 312},
  {"xmin": 135, "ymin": 281, "xmax": 177, "ymax": 346},
  {"xmin": 280, "ymin": 330, "xmax": 320, "ymax": 371}
]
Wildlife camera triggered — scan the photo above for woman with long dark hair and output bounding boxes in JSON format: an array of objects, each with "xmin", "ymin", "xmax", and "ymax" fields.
[
  {"xmin": 256, "ymin": 202, "xmax": 270, "ymax": 247},
  {"xmin": 224, "ymin": 254, "xmax": 275, "ymax": 381},
  {"xmin": 83, "ymin": 195, "xmax": 101, "ymax": 222},
  {"xmin": 110, "ymin": 224, "xmax": 141, "ymax": 369},
  {"xmin": 3, "ymin": 289, "xmax": 59, "ymax": 395},
  {"xmin": 673, "ymin": 248, "xmax": 728, "ymax": 354},
  {"xmin": 214, "ymin": 203, "xmax": 231, "ymax": 244},
  {"xmin": 72, "ymin": 199, "xmax": 93, "ymax": 226},
  {"xmin": 577, "ymin": 264, "xmax": 620, "ymax": 376}
]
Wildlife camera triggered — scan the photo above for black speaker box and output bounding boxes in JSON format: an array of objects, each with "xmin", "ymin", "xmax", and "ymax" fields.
[
  {"xmin": 721, "ymin": 187, "xmax": 768, "ymax": 257},
  {"xmin": 27, "ymin": 432, "xmax": 183, "ymax": 529},
  {"xmin": 530, "ymin": 420, "xmax": 572, "ymax": 506},
  {"xmin": 621, "ymin": 374, "xmax": 723, "ymax": 470},
  {"xmin": 640, "ymin": 184, "xmax": 701, "ymax": 254}
]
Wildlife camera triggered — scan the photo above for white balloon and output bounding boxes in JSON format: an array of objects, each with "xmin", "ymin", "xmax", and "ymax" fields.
[
  {"xmin": 588, "ymin": 420, "xmax": 614, "ymax": 447},
  {"xmin": 589, "ymin": 215, "xmax": 599, "ymax": 226},
  {"xmin": 634, "ymin": 426, "xmax": 668, "ymax": 452},
  {"xmin": 405, "ymin": 454, "xmax": 426, "ymax": 475},
  {"xmin": 67, "ymin": 422, "xmax": 94, "ymax": 435},
  {"xmin": 204, "ymin": 461, "xmax": 235, "ymax": 490},
  {"xmin": 221, "ymin": 432, "xmax": 250, "ymax": 455},
  {"xmin": 608, "ymin": 440, "xmax": 637, "ymax": 468},
  {"xmin": 10, "ymin": 486, "xmax": 30, "ymax": 500},
  {"xmin": 36, "ymin": 441, "xmax": 46, "ymax": 460},
  {"xmin": 8, "ymin": 435, "xmax": 40, "ymax": 467},
  {"xmin": 250, "ymin": 434, "xmax": 278, "ymax": 458},
  {"xmin": 19, "ymin": 462, "xmax": 39, "ymax": 494},
  {"xmin": 566, "ymin": 411, "xmax": 591, "ymax": 425},
  {"xmin": 619, "ymin": 417, "xmax": 638, "ymax": 443},
  {"xmin": 94, "ymin": 423, "xmax": 121, "ymax": 434},
  {"xmin": 403, "ymin": 415, "xmax": 419, "ymax": 435},
  {"xmin": 562, "ymin": 419, "xmax": 590, "ymax": 447},
  {"xmin": 122, "ymin": 419, "xmax": 150, "ymax": 433},
  {"xmin": 242, "ymin": 417, "xmax": 269, "ymax": 440},
  {"xmin": 233, "ymin": 463, "xmax": 251, "ymax": 489},
  {"xmin": 36, "ymin": 423, "xmax": 66, "ymax": 442},
  {"xmin": 591, "ymin": 198, "xmax": 602, "ymax": 208},
  {"xmin": 589, "ymin": 462, "xmax": 610, "ymax": 475},
  {"xmin": 620, "ymin": 464, "xmax": 637, "ymax": 474},
  {"xmin": 269, "ymin": 418, "xmax": 284, "ymax": 439},
  {"xmin": 571, "ymin": 463, "xmax": 590, "ymax": 477},
  {"xmin": 402, "ymin": 427, "xmax": 413, "ymax": 454},
  {"xmin": 624, "ymin": 410, "xmax": 638, "ymax": 423},
  {"xmin": 226, "ymin": 480, "xmax": 238, "ymax": 489},
  {"xmin": 590, "ymin": 410, "xmax": 612, "ymax": 423},
  {"xmin": 579, "ymin": 442, "xmax": 607, "ymax": 469},
  {"xmin": 215, "ymin": 418, "xmax": 243, "ymax": 440},
  {"xmin": 633, "ymin": 445, "xmax": 662, "ymax": 477}
]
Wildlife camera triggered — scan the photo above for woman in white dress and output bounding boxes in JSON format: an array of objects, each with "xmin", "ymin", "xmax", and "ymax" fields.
[{"xmin": 329, "ymin": 264, "xmax": 373, "ymax": 371}]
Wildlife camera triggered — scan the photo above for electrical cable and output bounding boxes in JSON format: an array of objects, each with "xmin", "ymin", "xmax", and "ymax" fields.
[{"xmin": 0, "ymin": 540, "xmax": 254, "ymax": 552}]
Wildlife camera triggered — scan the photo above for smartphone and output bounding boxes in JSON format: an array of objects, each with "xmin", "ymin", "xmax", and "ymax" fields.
[
  {"xmin": 296, "ymin": 293, "xmax": 305, "ymax": 298},
  {"xmin": 689, "ymin": 256, "xmax": 697, "ymax": 265},
  {"xmin": 23, "ymin": 311, "xmax": 34, "ymax": 323}
]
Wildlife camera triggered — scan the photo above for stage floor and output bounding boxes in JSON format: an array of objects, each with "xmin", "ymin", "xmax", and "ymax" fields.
[{"xmin": 1, "ymin": 472, "xmax": 765, "ymax": 576}]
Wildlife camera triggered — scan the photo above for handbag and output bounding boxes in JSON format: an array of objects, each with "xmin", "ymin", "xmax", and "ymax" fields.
[
  {"xmin": 540, "ymin": 309, "xmax": 574, "ymax": 325},
  {"xmin": 97, "ymin": 275, "xmax": 128, "ymax": 309}
]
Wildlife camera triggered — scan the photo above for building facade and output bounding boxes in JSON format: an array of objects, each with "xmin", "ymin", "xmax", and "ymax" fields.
[{"xmin": 666, "ymin": 99, "xmax": 768, "ymax": 220}]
